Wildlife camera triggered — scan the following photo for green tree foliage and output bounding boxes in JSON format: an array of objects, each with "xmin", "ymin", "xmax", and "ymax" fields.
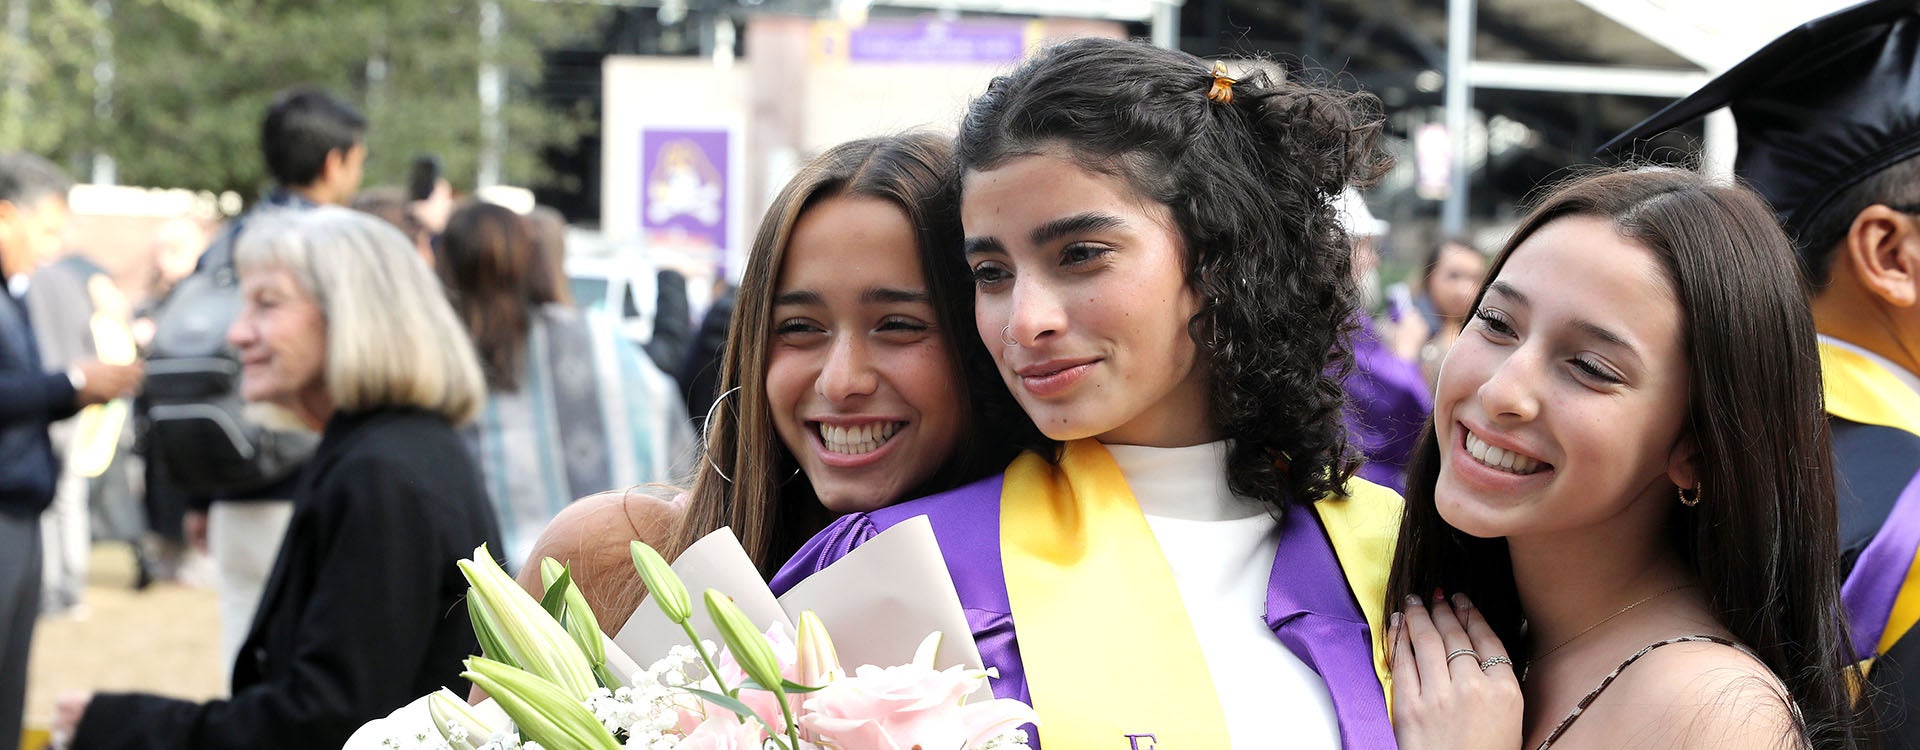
[{"xmin": 0, "ymin": 0, "xmax": 604, "ymax": 199}]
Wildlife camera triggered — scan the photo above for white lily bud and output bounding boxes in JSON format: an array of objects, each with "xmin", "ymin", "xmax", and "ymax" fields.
[
  {"xmin": 706, "ymin": 589, "xmax": 786, "ymax": 699},
  {"xmin": 629, "ymin": 541, "xmax": 692, "ymax": 624},
  {"xmin": 794, "ymin": 610, "xmax": 841, "ymax": 689},
  {"xmin": 428, "ymin": 688, "xmax": 499, "ymax": 750},
  {"xmin": 913, "ymin": 631, "xmax": 943, "ymax": 669},
  {"xmin": 461, "ymin": 657, "xmax": 621, "ymax": 750},
  {"xmin": 457, "ymin": 545, "xmax": 597, "ymax": 700}
]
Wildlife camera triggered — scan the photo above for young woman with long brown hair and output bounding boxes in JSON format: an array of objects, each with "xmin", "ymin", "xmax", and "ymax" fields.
[
  {"xmin": 1387, "ymin": 168, "xmax": 1869, "ymax": 749},
  {"xmin": 512, "ymin": 133, "xmax": 1020, "ymax": 631}
]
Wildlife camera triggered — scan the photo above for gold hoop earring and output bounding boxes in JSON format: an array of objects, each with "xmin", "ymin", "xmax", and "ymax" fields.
[{"xmin": 1678, "ymin": 482, "xmax": 1702, "ymax": 507}]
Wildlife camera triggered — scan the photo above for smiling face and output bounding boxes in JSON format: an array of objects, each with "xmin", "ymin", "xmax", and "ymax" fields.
[
  {"xmin": 227, "ymin": 267, "xmax": 331, "ymax": 426},
  {"xmin": 1428, "ymin": 242, "xmax": 1487, "ymax": 321},
  {"xmin": 765, "ymin": 195, "xmax": 965, "ymax": 515},
  {"xmin": 1433, "ymin": 215, "xmax": 1695, "ymax": 542},
  {"xmin": 962, "ymin": 152, "xmax": 1211, "ymax": 447}
]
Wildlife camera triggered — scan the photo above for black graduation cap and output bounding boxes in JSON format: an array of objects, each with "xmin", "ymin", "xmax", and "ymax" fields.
[{"xmin": 1599, "ymin": 0, "xmax": 1920, "ymax": 251}]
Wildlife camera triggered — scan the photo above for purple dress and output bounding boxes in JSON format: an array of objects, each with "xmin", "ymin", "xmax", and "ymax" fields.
[
  {"xmin": 771, "ymin": 472, "xmax": 1398, "ymax": 749},
  {"xmin": 1343, "ymin": 316, "xmax": 1433, "ymax": 493}
]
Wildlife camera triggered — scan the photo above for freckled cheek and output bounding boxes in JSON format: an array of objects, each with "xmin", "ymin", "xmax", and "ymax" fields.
[
  {"xmin": 762, "ymin": 350, "xmax": 818, "ymax": 431},
  {"xmin": 1068, "ymin": 295, "xmax": 1130, "ymax": 339},
  {"xmin": 883, "ymin": 344, "xmax": 961, "ymax": 410},
  {"xmin": 1431, "ymin": 350, "xmax": 1490, "ymax": 424},
  {"xmin": 974, "ymin": 315, "xmax": 1000, "ymax": 350},
  {"xmin": 891, "ymin": 347, "xmax": 967, "ymax": 457},
  {"xmin": 1569, "ymin": 409, "xmax": 1660, "ymax": 475},
  {"xmin": 1561, "ymin": 414, "xmax": 1610, "ymax": 457}
]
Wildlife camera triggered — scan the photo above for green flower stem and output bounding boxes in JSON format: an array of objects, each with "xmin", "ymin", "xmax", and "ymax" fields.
[
  {"xmin": 680, "ymin": 618, "xmax": 730, "ymax": 698},
  {"xmin": 779, "ymin": 692, "xmax": 800, "ymax": 750}
]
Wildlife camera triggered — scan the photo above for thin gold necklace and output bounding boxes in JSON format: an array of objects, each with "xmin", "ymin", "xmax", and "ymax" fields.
[{"xmin": 1521, "ymin": 583, "xmax": 1695, "ymax": 682}]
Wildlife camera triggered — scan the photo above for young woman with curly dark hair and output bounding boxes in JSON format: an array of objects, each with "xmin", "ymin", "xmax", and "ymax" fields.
[{"xmin": 774, "ymin": 37, "xmax": 1400, "ymax": 747}]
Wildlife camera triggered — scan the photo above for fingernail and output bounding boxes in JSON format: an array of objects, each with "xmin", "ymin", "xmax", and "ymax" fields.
[
  {"xmin": 1453, "ymin": 593, "xmax": 1471, "ymax": 610},
  {"xmin": 1405, "ymin": 595, "xmax": 1423, "ymax": 608},
  {"xmin": 1390, "ymin": 611, "xmax": 1403, "ymax": 629},
  {"xmin": 1432, "ymin": 587, "xmax": 1445, "ymax": 601}
]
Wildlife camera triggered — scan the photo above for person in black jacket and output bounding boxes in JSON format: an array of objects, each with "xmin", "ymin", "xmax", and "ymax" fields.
[
  {"xmin": 644, "ymin": 268, "xmax": 691, "ymax": 373},
  {"xmin": 53, "ymin": 207, "xmax": 501, "ymax": 749},
  {"xmin": 0, "ymin": 152, "xmax": 141, "ymax": 750},
  {"xmin": 145, "ymin": 88, "xmax": 365, "ymax": 675},
  {"xmin": 677, "ymin": 281, "xmax": 734, "ymax": 428}
]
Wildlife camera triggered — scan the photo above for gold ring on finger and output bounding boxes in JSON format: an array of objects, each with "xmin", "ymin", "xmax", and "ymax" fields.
[
  {"xmin": 1480, "ymin": 655, "xmax": 1512, "ymax": 673},
  {"xmin": 1445, "ymin": 648, "xmax": 1479, "ymax": 665}
]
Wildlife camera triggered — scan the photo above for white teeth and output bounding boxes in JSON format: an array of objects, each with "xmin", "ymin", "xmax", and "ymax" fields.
[
  {"xmin": 817, "ymin": 422, "xmax": 904, "ymax": 455},
  {"xmin": 1465, "ymin": 431, "xmax": 1547, "ymax": 475}
]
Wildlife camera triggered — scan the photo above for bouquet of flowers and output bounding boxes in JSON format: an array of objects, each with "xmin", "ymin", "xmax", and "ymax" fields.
[{"xmin": 348, "ymin": 535, "xmax": 1036, "ymax": 750}]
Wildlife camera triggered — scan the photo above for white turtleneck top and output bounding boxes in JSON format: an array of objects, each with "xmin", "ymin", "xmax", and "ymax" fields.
[{"xmin": 1104, "ymin": 441, "xmax": 1342, "ymax": 749}]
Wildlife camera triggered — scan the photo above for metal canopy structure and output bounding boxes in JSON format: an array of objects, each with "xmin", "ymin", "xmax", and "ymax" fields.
[
  {"xmin": 529, "ymin": 0, "xmax": 1858, "ymax": 231},
  {"xmin": 1169, "ymin": 0, "xmax": 1858, "ymax": 234}
]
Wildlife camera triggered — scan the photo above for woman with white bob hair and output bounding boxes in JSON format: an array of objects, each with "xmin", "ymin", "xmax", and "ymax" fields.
[{"xmin": 53, "ymin": 206, "xmax": 503, "ymax": 750}]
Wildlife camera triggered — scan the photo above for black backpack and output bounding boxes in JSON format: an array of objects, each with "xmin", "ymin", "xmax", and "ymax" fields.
[{"xmin": 142, "ymin": 215, "xmax": 317, "ymax": 495}]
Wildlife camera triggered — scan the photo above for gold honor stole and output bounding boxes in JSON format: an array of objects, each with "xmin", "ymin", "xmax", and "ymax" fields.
[
  {"xmin": 1001, "ymin": 439, "xmax": 1397, "ymax": 746},
  {"xmin": 69, "ymin": 276, "xmax": 136, "ymax": 478},
  {"xmin": 1822, "ymin": 342, "xmax": 1920, "ymax": 663}
]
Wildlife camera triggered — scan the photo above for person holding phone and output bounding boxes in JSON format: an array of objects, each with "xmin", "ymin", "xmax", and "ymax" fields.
[{"xmin": 407, "ymin": 154, "xmax": 453, "ymax": 238}]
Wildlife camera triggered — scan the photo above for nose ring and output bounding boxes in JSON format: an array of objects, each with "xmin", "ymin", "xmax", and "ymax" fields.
[{"xmin": 1000, "ymin": 325, "xmax": 1018, "ymax": 347}]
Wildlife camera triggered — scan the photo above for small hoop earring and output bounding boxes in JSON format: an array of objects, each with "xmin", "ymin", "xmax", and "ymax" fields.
[
  {"xmin": 703, "ymin": 387, "xmax": 742, "ymax": 484},
  {"xmin": 1678, "ymin": 482, "xmax": 1702, "ymax": 507},
  {"xmin": 1001, "ymin": 325, "xmax": 1018, "ymax": 347}
]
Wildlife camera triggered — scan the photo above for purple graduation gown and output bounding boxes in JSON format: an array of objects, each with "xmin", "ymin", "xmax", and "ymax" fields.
[
  {"xmin": 1342, "ymin": 316, "xmax": 1433, "ymax": 494},
  {"xmin": 770, "ymin": 473, "xmax": 1398, "ymax": 749}
]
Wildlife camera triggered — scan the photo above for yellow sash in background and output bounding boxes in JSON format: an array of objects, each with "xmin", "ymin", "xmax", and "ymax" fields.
[
  {"xmin": 1822, "ymin": 342, "xmax": 1920, "ymax": 437},
  {"xmin": 1821, "ymin": 342, "xmax": 1920, "ymax": 660},
  {"xmin": 68, "ymin": 276, "xmax": 135, "ymax": 478}
]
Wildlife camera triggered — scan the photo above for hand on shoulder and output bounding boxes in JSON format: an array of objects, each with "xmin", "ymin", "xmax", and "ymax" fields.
[{"xmin": 1390, "ymin": 593, "xmax": 1524, "ymax": 750}]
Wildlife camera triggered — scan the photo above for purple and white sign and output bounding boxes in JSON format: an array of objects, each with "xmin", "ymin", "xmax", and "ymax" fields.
[
  {"xmin": 640, "ymin": 127, "xmax": 731, "ymax": 257},
  {"xmin": 825, "ymin": 19, "xmax": 1029, "ymax": 64}
]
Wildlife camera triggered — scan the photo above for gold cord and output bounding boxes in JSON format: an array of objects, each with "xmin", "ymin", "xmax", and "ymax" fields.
[{"xmin": 1521, "ymin": 583, "xmax": 1696, "ymax": 681}]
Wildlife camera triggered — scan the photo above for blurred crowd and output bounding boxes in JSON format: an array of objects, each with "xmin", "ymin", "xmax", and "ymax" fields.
[
  {"xmin": 5, "ymin": 3, "xmax": 1920, "ymax": 748},
  {"xmin": 1, "ymin": 88, "xmax": 727, "ymax": 749},
  {"xmin": 0, "ymin": 80, "xmax": 1489, "ymax": 750}
]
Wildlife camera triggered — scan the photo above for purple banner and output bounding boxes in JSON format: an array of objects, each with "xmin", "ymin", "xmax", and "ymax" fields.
[
  {"xmin": 640, "ymin": 127, "xmax": 730, "ymax": 255},
  {"xmin": 836, "ymin": 19, "xmax": 1028, "ymax": 64}
]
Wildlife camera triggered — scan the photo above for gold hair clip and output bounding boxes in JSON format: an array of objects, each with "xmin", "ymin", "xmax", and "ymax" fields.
[{"xmin": 1207, "ymin": 61, "xmax": 1237, "ymax": 105}]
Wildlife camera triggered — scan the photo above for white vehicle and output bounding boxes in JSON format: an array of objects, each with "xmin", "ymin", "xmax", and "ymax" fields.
[
  {"xmin": 560, "ymin": 227, "xmax": 714, "ymax": 360},
  {"xmin": 564, "ymin": 251, "xmax": 655, "ymax": 346}
]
